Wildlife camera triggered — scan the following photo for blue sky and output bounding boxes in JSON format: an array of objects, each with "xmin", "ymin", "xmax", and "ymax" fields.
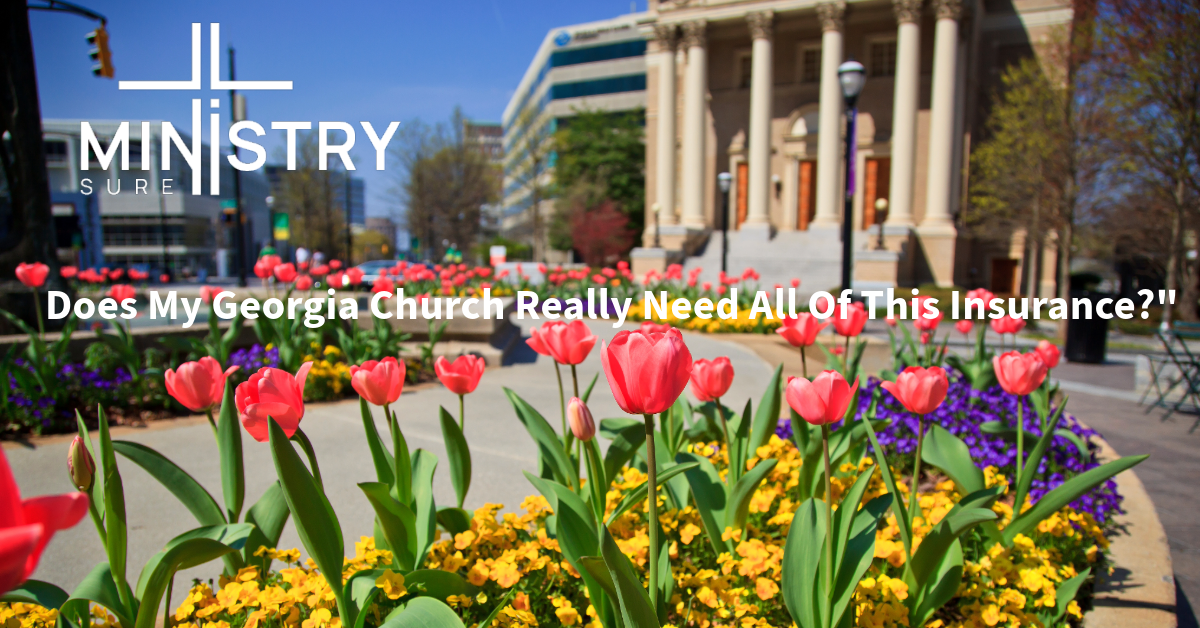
[{"xmin": 29, "ymin": 0, "xmax": 642, "ymax": 219}]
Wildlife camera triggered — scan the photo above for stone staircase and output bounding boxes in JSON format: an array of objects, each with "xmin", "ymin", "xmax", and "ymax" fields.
[{"xmin": 682, "ymin": 227, "xmax": 874, "ymax": 298}]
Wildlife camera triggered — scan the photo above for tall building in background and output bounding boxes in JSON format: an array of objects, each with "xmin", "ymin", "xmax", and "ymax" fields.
[
  {"xmin": 332, "ymin": 172, "xmax": 366, "ymax": 227},
  {"xmin": 502, "ymin": 12, "xmax": 649, "ymax": 256},
  {"xmin": 42, "ymin": 119, "xmax": 269, "ymax": 277},
  {"xmin": 465, "ymin": 120, "xmax": 503, "ymax": 164}
]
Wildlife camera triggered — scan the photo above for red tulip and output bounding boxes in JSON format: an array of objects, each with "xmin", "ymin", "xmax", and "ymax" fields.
[
  {"xmin": 128, "ymin": 269, "xmax": 148, "ymax": 281},
  {"xmin": 990, "ymin": 315, "xmax": 1025, "ymax": 335},
  {"xmin": 372, "ymin": 276, "xmax": 395, "ymax": 294},
  {"xmin": 785, "ymin": 371, "xmax": 859, "ymax": 426},
  {"xmin": 165, "ymin": 357, "xmax": 239, "ymax": 412},
  {"xmin": 329, "ymin": 260, "xmax": 342, "ymax": 270},
  {"xmin": 912, "ymin": 298, "xmax": 944, "ymax": 332},
  {"xmin": 601, "ymin": 328, "xmax": 693, "ymax": 416},
  {"xmin": 540, "ymin": 320, "xmax": 597, "ymax": 365},
  {"xmin": 328, "ymin": 271, "xmax": 345, "ymax": 288},
  {"xmin": 920, "ymin": 332, "xmax": 931, "ymax": 344},
  {"xmin": 776, "ymin": 313, "xmax": 828, "ymax": 348},
  {"xmin": 253, "ymin": 259, "xmax": 274, "ymax": 279},
  {"xmin": 832, "ymin": 302, "xmax": 868, "ymax": 337},
  {"xmin": 298, "ymin": 261, "xmax": 309, "ymax": 271},
  {"xmin": 107, "ymin": 268, "xmax": 124, "ymax": 281},
  {"xmin": 567, "ymin": 397, "xmax": 596, "ymax": 441},
  {"xmin": 60, "ymin": 266, "xmax": 78, "ymax": 279},
  {"xmin": 526, "ymin": 321, "xmax": 562, "ymax": 357},
  {"xmin": 690, "ymin": 357, "xmax": 734, "ymax": 402},
  {"xmin": 992, "ymin": 351, "xmax": 1047, "ymax": 396},
  {"xmin": 294, "ymin": 275, "xmax": 313, "ymax": 291},
  {"xmin": 15, "ymin": 263, "xmax": 49, "ymax": 289},
  {"xmin": 311, "ymin": 264, "xmax": 329, "ymax": 277},
  {"xmin": 1035, "ymin": 340, "xmax": 1061, "ymax": 369},
  {"xmin": 273, "ymin": 263, "xmax": 297, "ymax": 283},
  {"xmin": 435, "ymin": 355, "xmax": 486, "ymax": 395},
  {"xmin": 108, "ymin": 284, "xmax": 135, "ymax": 303},
  {"xmin": 955, "ymin": 319, "xmax": 974, "ymax": 335},
  {"xmin": 791, "ymin": 278, "xmax": 801, "ymax": 288},
  {"xmin": 67, "ymin": 436, "xmax": 94, "ymax": 492},
  {"xmin": 965, "ymin": 288, "xmax": 996, "ymax": 313},
  {"xmin": 235, "ymin": 363, "xmax": 313, "ymax": 442},
  {"xmin": 0, "ymin": 447, "xmax": 88, "ymax": 596},
  {"xmin": 881, "ymin": 366, "xmax": 949, "ymax": 415},
  {"xmin": 350, "ymin": 357, "xmax": 406, "ymax": 406},
  {"xmin": 885, "ymin": 316, "xmax": 898, "ymax": 327},
  {"xmin": 159, "ymin": 273, "xmax": 170, "ymax": 283},
  {"xmin": 199, "ymin": 286, "xmax": 220, "ymax": 304},
  {"xmin": 639, "ymin": 321, "xmax": 672, "ymax": 334}
]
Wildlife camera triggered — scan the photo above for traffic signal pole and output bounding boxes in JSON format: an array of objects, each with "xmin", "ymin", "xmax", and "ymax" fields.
[{"xmin": 229, "ymin": 46, "xmax": 247, "ymax": 287}]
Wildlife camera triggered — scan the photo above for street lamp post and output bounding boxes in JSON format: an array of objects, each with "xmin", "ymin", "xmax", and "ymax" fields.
[
  {"xmin": 837, "ymin": 60, "xmax": 866, "ymax": 296},
  {"xmin": 718, "ymin": 171, "xmax": 732, "ymax": 274}
]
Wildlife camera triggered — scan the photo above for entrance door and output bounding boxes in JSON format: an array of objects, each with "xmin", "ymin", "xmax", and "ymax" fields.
[
  {"xmin": 797, "ymin": 160, "xmax": 816, "ymax": 230},
  {"xmin": 736, "ymin": 162, "xmax": 749, "ymax": 227},
  {"xmin": 990, "ymin": 258, "xmax": 1019, "ymax": 295},
  {"xmin": 863, "ymin": 157, "xmax": 891, "ymax": 229}
]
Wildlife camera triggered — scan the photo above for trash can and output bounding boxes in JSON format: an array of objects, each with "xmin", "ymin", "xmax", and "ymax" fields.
[{"xmin": 1065, "ymin": 290, "xmax": 1109, "ymax": 364}]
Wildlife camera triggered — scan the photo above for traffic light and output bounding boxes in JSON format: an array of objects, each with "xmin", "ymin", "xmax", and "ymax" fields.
[{"xmin": 86, "ymin": 26, "xmax": 114, "ymax": 78}]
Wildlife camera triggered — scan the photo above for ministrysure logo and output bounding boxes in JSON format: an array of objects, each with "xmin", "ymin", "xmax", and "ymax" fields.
[{"xmin": 78, "ymin": 23, "xmax": 398, "ymax": 196}]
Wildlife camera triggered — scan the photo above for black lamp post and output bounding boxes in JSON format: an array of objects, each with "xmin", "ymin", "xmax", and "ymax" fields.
[
  {"xmin": 838, "ymin": 60, "xmax": 866, "ymax": 296},
  {"xmin": 717, "ymin": 171, "xmax": 732, "ymax": 274}
]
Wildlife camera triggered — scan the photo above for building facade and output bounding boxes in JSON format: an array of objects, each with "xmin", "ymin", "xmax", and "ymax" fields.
[
  {"xmin": 638, "ymin": 0, "xmax": 1068, "ymax": 295},
  {"xmin": 502, "ymin": 12, "xmax": 650, "ymax": 253},
  {"xmin": 42, "ymin": 119, "xmax": 270, "ymax": 277}
]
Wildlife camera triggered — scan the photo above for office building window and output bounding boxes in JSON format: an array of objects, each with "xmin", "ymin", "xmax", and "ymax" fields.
[
  {"xmin": 45, "ymin": 139, "xmax": 69, "ymax": 164},
  {"xmin": 739, "ymin": 53, "xmax": 753, "ymax": 88},
  {"xmin": 870, "ymin": 40, "xmax": 897, "ymax": 77},
  {"xmin": 801, "ymin": 48, "xmax": 821, "ymax": 83}
]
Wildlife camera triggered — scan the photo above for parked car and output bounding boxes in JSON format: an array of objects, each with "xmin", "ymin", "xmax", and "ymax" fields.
[{"xmin": 354, "ymin": 259, "xmax": 400, "ymax": 284}]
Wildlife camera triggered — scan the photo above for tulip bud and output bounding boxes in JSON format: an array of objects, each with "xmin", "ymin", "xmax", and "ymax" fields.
[
  {"xmin": 68, "ymin": 436, "xmax": 95, "ymax": 492},
  {"xmin": 567, "ymin": 397, "xmax": 595, "ymax": 442}
]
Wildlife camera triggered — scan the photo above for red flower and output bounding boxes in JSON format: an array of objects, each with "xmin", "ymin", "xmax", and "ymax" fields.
[
  {"xmin": 345, "ymin": 267, "xmax": 365, "ymax": 285},
  {"xmin": 350, "ymin": 357, "xmax": 406, "ymax": 406},
  {"xmin": 640, "ymin": 321, "xmax": 673, "ymax": 334},
  {"xmin": 920, "ymin": 332, "xmax": 931, "ymax": 344},
  {"xmin": 1035, "ymin": 340, "xmax": 1061, "ymax": 369},
  {"xmin": 592, "ymin": 274, "xmax": 605, "ymax": 284},
  {"xmin": 791, "ymin": 278, "xmax": 801, "ymax": 288},
  {"xmin": 885, "ymin": 316, "xmax": 898, "ymax": 327},
  {"xmin": 159, "ymin": 273, "xmax": 170, "ymax": 283},
  {"xmin": 601, "ymin": 328, "xmax": 693, "ymax": 416},
  {"xmin": 776, "ymin": 313, "xmax": 828, "ymax": 348},
  {"xmin": 60, "ymin": 266, "xmax": 78, "ymax": 279},
  {"xmin": 273, "ymin": 263, "xmax": 297, "ymax": 283},
  {"xmin": 0, "ymin": 447, "xmax": 88, "ymax": 596},
  {"xmin": 128, "ymin": 269, "xmax": 148, "ymax": 281},
  {"xmin": 311, "ymin": 264, "xmax": 329, "ymax": 277},
  {"xmin": 253, "ymin": 260, "xmax": 273, "ymax": 280},
  {"xmin": 881, "ymin": 366, "xmax": 948, "ymax": 415},
  {"xmin": 990, "ymin": 315, "xmax": 1026, "ymax": 335},
  {"xmin": 165, "ymin": 357, "xmax": 239, "ymax": 412},
  {"xmin": 15, "ymin": 263, "xmax": 49, "ymax": 289},
  {"xmin": 107, "ymin": 268, "xmax": 124, "ymax": 281},
  {"xmin": 785, "ymin": 371, "xmax": 858, "ymax": 427},
  {"xmin": 199, "ymin": 286, "xmax": 220, "ymax": 304},
  {"xmin": 328, "ymin": 271, "xmax": 345, "ymax": 288},
  {"xmin": 235, "ymin": 363, "xmax": 313, "ymax": 442},
  {"xmin": 955, "ymin": 319, "xmax": 974, "ymax": 335},
  {"xmin": 526, "ymin": 322, "xmax": 562, "ymax": 357},
  {"xmin": 329, "ymin": 260, "xmax": 342, "ymax": 270},
  {"xmin": 108, "ymin": 284, "xmax": 135, "ymax": 303},
  {"xmin": 965, "ymin": 288, "xmax": 996, "ymax": 311},
  {"xmin": 294, "ymin": 275, "xmax": 313, "ymax": 291},
  {"xmin": 539, "ymin": 320, "xmax": 597, "ymax": 365},
  {"xmin": 567, "ymin": 397, "xmax": 596, "ymax": 441},
  {"xmin": 992, "ymin": 351, "xmax": 1047, "ymax": 396},
  {"xmin": 912, "ymin": 297, "xmax": 944, "ymax": 332},
  {"xmin": 435, "ymin": 355, "xmax": 486, "ymax": 395},
  {"xmin": 832, "ymin": 302, "xmax": 868, "ymax": 337},
  {"xmin": 690, "ymin": 357, "xmax": 734, "ymax": 402}
]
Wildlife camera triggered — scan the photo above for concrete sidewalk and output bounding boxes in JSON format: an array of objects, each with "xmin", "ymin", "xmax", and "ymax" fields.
[{"xmin": 8, "ymin": 319, "xmax": 775, "ymax": 594}]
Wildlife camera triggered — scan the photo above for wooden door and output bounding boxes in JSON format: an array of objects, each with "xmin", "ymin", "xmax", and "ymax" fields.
[
  {"xmin": 863, "ymin": 157, "xmax": 891, "ymax": 229},
  {"xmin": 797, "ymin": 160, "xmax": 816, "ymax": 230},
  {"xmin": 990, "ymin": 258, "xmax": 1019, "ymax": 295},
  {"xmin": 736, "ymin": 162, "xmax": 749, "ymax": 227}
]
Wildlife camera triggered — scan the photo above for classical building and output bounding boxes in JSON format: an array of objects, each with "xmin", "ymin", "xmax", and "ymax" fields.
[{"xmin": 636, "ymin": 0, "xmax": 1068, "ymax": 295}]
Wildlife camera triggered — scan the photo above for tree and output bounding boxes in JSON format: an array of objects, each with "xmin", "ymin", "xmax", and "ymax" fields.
[
  {"xmin": 1095, "ymin": 0, "xmax": 1200, "ymax": 323},
  {"xmin": 967, "ymin": 25, "xmax": 1111, "ymax": 305},
  {"xmin": 553, "ymin": 108, "xmax": 646, "ymax": 249},
  {"xmin": 392, "ymin": 108, "xmax": 497, "ymax": 262},
  {"xmin": 571, "ymin": 200, "xmax": 635, "ymax": 267},
  {"xmin": 505, "ymin": 106, "xmax": 556, "ymax": 261},
  {"xmin": 274, "ymin": 130, "xmax": 350, "ymax": 261}
]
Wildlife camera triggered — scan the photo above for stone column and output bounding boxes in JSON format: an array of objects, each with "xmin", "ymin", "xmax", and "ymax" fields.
[
  {"xmin": 743, "ymin": 11, "xmax": 774, "ymax": 234},
  {"xmin": 918, "ymin": 0, "xmax": 962, "ymax": 287},
  {"xmin": 680, "ymin": 20, "xmax": 708, "ymax": 229},
  {"xmin": 812, "ymin": 1, "xmax": 845, "ymax": 227},
  {"xmin": 653, "ymin": 24, "xmax": 679, "ymax": 226},
  {"xmin": 921, "ymin": 0, "xmax": 961, "ymax": 233},
  {"xmin": 885, "ymin": 0, "xmax": 922, "ymax": 227}
]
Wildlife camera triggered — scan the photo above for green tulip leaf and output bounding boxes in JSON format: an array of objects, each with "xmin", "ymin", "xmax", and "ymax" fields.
[
  {"xmin": 676, "ymin": 452, "xmax": 729, "ymax": 554},
  {"xmin": 505, "ymin": 387, "xmax": 578, "ymax": 490},
  {"xmin": 60, "ymin": 563, "xmax": 133, "ymax": 628},
  {"xmin": 782, "ymin": 498, "xmax": 826, "ymax": 628},
  {"xmin": 133, "ymin": 524, "xmax": 254, "ymax": 628},
  {"xmin": 921, "ymin": 424, "xmax": 986, "ymax": 495},
  {"xmin": 748, "ymin": 364, "xmax": 784, "ymax": 453},
  {"xmin": 1004, "ymin": 454, "xmax": 1148, "ymax": 545},
  {"xmin": 242, "ymin": 481, "xmax": 290, "ymax": 570},
  {"xmin": 604, "ymin": 462, "xmax": 698, "ymax": 526},
  {"xmin": 1, "ymin": 579, "xmax": 69, "ymax": 611},
  {"xmin": 111, "ymin": 441, "xmax": 225, "ymax": 526},
  {"xmin": 379, "ymin": 597, "xmax": 465, "ymax": 628},
  {"xmin": 360, "ymin": 398, "xmax": 395, "ymax": 486},
  {"xmin": 437, "ymin": 507, "xmax": 473, "ymax": 536},
  {"xmin": 439, "ymin": 406, "xmax": 472, "ymax": 509},
  {"xmin": 859, "ymin": 394, "xmax": 912, "ymax": 555},
  {"xmin": 360, "ymin": 482, "xmax": 418, "ymax": 572},
  {"xmin": 411, "ymin": 450, "xmax": 439, "ymax": 568},
  {"xmin": 602, "ymin": 419, "xmax": 646, "ymax": 487},
  {"xmin": 216, "ymin": 380, "xmax": 245, "ymax": 523},
  {"xmin": 599, "ymin": 526, "xmax": 660, "ymax": 628},
  {"xmin": 908, "ymin": 539, "xmax": 965, "ymax": 627},
  {"xmin": 725, "ymin": 458, "xmax": 777, "ymax": 537},
  {"xmin": 402, "ymin": 570, "xmax": 479, "ymax": 601},
  {"xmin": 96, "ymin": 406, "xmax": 131, "ymax": 613}
]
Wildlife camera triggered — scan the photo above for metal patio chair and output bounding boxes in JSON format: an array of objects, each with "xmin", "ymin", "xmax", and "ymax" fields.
[{"xmin": 1143, "ymin": 323, "xmax": 1200, "ymax": 430}]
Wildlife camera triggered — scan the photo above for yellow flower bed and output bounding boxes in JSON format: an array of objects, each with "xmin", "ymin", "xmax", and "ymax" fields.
[
  {"xmin": 2, "ymin": 437, "xmax": 1102, "ymax": 628},
  {"xmin": 630, "ymin": 300, "xmax": 783, "ymax": 335},
  {"xmin": 300, "ymin": 344, "xmax": 352, "ymax": 402}
]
